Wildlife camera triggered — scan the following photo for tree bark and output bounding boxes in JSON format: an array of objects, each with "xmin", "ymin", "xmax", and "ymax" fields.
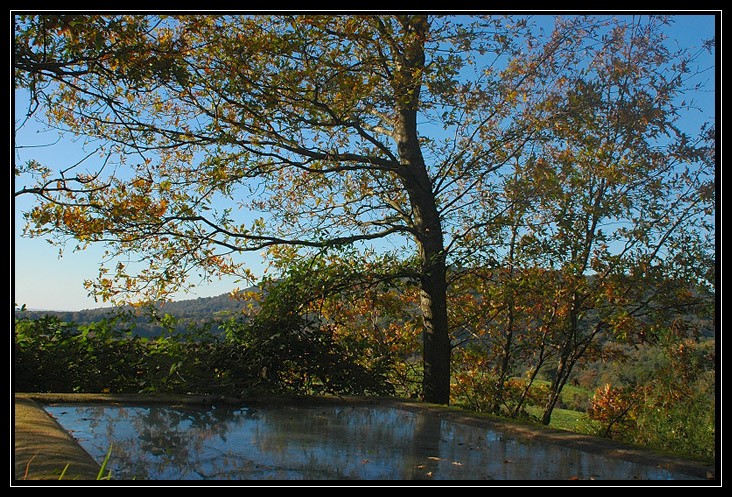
[
  {"xmin": 418, "ymin": 234, "xmax": 452, "ymax": 404},
  {"xmin": 541, "ymin": 359, "xmax": 568, "ymax": 426},
  {"xmin": 397, "ymin": 130, "xmax": 452, "ymax": 405},
  {"xmin": 388, "ymin": 15, "xmax": 452, "ymax": 405}
]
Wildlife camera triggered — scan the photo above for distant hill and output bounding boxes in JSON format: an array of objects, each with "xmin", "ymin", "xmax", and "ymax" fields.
[
  {"xmin": 14, "ymin": 289, "xmax": 262, "ymax": 338},
  {"xmin": 15, "ymin": 277, "xmax": 714, "ymax": 340}
]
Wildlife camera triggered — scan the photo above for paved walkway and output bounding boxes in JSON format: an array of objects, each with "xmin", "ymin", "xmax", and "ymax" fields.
[{"xmin": 14, "ymin": 397, "xmax": 102, "ymax": 481}]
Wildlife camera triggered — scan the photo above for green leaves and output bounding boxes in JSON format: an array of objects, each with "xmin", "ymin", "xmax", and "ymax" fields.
[{"xmin": 14, "ymin": 15, "xmax": 714, "ymax": 408}]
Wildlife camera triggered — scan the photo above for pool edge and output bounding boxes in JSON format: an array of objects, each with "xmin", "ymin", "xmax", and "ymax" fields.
[
  {"xmin": 14, "ymin": 396, "xmax": 103, "ymax": 481},
  {"xmin": 14, "ymin": 392, "xmax": 716, "ymax": 482}
]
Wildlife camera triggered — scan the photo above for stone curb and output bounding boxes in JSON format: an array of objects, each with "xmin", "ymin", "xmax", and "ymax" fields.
[{"xmin": 14, "ymin": 397, "xmax": 103, "ymax": 481}]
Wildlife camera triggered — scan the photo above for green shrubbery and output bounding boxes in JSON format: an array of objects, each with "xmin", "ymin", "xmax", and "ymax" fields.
[
  {"xmin": 14, "ymin": 260, "xmax": 715, "ymax": 462},
  {"xmin": 14, "ymin": 309, "xmax": 393, "ymax": 397},
  {"xmin": 15, "ymin": 314, "xmax": 247, "ymax": 394},
  {"xmin": 587, "ymin": 333, "xmax": 715, "ymax": 460}
]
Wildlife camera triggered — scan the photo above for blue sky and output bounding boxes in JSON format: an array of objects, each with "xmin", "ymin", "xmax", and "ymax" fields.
[{"xmin": 12, "ymin": 13, "xmax": 717, "ymax": 311}]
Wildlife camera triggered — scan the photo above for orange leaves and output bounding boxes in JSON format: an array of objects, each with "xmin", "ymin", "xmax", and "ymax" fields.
[
  {"xmin": 58, "ymin": 205, "xmax": 99, "ymax": 237},
  {"xmin": 587, "ymin": 383, "xmax": 635, "ymax": 436},
  {"xmin": 154, "ymin": 199, "xmax": 168, "ymax": 217},
  {"xmin": 130, "ymin": 177, "xmax": 150, "ymax": 191}
]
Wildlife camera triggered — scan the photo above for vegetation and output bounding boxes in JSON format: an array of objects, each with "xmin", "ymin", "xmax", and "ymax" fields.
[
  {"xmin": 586, "ymin": 325, "xmax": 715, "ymax": 459},
  {"xmin": 14, "ymin": 15, "xmax": 714, "ymax": 404},
  {"xmin": 15, "ymin": 291, "xmax": 258, "ymax": 338},
  {"xmin": 14, "ymin": 263, "xmax": 715, "ymax": 459},
  {"xmin": 15, "ymin": 280, "xmax": 394, "ymax": 397},
  {"xmin": 13, "ymin": 14, "xmax": 715, "ymax": 461}
]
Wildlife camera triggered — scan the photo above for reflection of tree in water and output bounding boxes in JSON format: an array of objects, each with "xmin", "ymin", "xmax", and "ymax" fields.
[
  {"xmin": 245, "ymin": 406, "xmax": 426, "ymax": 479},
  {"xmin": 408, "ymin": 414, "xmax": 444, "ymax": 480},
  {"xmin": 51, "ymin": 405, "xmax": 257, "ymax": 479},
  {"xmin": 52, "ymin": 405, "xmax": 445, "ymax": 479},
  {"xmin": 48, "ymin": 404, "xmax": 691, "ymax": 480},
  {"xmin": 127, "ymin": 407, "xmax": 251, "ymax": 478}
]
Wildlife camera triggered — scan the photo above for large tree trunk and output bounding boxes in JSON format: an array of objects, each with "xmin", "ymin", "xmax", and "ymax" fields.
[
  {"xmin": 418, "ymin": 235, "xmax": 451, "ymax": 404},
  {"xmin": 398, "ymin": 139, "xmax": 451, "ymax": 404},
  {"xmin": 397, "ymin": 133, "xmax": 452, "ymax": 404},
  {"xmin": 391, "ymin": 15, "xmax": 451, "ymax": 404}
]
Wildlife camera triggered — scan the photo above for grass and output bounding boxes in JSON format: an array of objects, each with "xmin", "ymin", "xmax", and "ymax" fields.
[
  {"xmin": 496, "ymin": 378, "xmax": 600, "ymax": 433},
  {"xmin": 94, "ymin": 445, "xmax": 114, "ymax": 480},
  {"xmin": 524, "ymin": 405, "xmax": 600, "ymax": 433},
  {"xmin": 21, "ymin": 445, "xmax": 114, "ymax": 481},
  {"xmin": 58, "ymin": 445, "xmax": 114, "ymax": 480}
]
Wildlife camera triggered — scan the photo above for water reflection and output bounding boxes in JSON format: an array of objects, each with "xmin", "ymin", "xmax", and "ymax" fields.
[{"xmin": 45, "ymin": 404, "xmax": 695, "ymax": 480}]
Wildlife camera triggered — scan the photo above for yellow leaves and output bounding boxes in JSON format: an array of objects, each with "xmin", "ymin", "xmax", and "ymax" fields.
[
  {"xmin": 157, "ymin": 28, "xmax": 173, "ymax": 45},
  {"xmin": 131, "ymin": 177, "xmax": 149, "ymax": 190},
  {"xmin": 59, "ymin": 206, "xmax": 94, "ymax": 233},
  {"xmin": 211, "ymin": 165, "xmax": 230, "ymax": 183},
  {"xmin": 153, "ymin": 199, "xmax": 168, "ymax": 217},
  {"xmin": 61, "ymin": 209, "xmax": 74, "ymax": 227}
]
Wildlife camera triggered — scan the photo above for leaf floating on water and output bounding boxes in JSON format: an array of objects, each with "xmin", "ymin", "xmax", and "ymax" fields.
[
  {"xmin": 426, "ymin": 472, "xmax": 433, "ymax": 478},
  {"xmin": 360, "ymin": 459, "xmax": 369, "ymax": 464},
  {"xmin": 452, "ymin": 461, "xmax": 463, "ymax": 466},
  {"xmin": 416, "ymin": 464, "xmax": 426, "ymax": 470},
  {"xmin": 427, "ymin": 456, "xmax": 444, "ymax": 461}
]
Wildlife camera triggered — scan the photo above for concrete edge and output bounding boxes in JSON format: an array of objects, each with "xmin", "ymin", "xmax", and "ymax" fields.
[{"xmin": 14, "ymin": 397, "xmax": 103, "ymax": 481}]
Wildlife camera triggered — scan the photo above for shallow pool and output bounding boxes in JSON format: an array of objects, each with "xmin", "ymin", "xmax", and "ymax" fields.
[{"xmin": 45, "ymin": 404, "xmax": 699, "ymax": 481}]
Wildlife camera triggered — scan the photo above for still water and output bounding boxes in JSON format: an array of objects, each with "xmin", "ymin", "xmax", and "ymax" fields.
[{"xmin": 45, "ymin": 404, "xmax": 697, "ymax": 481}]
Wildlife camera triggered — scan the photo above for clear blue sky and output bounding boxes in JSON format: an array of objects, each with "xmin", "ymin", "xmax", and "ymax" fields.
[{"xmin": 12, "ymin": 13, "xmax": 717, "ymax": 311}]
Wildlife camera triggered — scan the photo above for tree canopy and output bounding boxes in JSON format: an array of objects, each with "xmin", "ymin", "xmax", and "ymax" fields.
[{"xmin": 14, "ymin": 14, "xmax": 715, "ymax": 404}]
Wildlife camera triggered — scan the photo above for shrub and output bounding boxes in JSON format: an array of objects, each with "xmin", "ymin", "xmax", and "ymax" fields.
[
  {"xmin": 587, "ymin": 335, "xmax": 715, "ymax": 460},
  {"xmin": 15, "ymin": 304, "xmax": 394, "ymax": 397}
]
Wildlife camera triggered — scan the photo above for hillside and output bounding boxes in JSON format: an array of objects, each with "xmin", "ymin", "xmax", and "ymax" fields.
[{"xmin": 15, "ymin": 289, "xmax": 261, "ymax": 337}]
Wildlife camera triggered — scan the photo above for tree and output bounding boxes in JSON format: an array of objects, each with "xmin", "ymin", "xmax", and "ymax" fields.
[
  {"xmin": 527, "ymin": 17, "xmax": 714, "ymax": 425},
  {"xmin": 14, "ymin": 14, "xmax": 714, "ymax": 404},
  {"xmin": 450, "ymin": 16, "xmax": 714, "ymax": 423}
]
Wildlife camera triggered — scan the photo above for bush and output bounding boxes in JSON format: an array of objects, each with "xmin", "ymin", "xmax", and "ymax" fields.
[
  {"xmin": 15, "ymin": 301, "xmax": 394, "ymax": 397},
  {"xmin": 14, "ymin": 314, "xmax": 255, "ymax": 394},
  {"xmin": 587, "ymin": 336, "xmax": 715, "ymax": 460},
  {"xmin": 15, "ymin": 315, "xmax": 141, "ymax": 393},
  {"xmin": 450, "ymin": 357, "xmax": 551, "ymax": 419}
]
